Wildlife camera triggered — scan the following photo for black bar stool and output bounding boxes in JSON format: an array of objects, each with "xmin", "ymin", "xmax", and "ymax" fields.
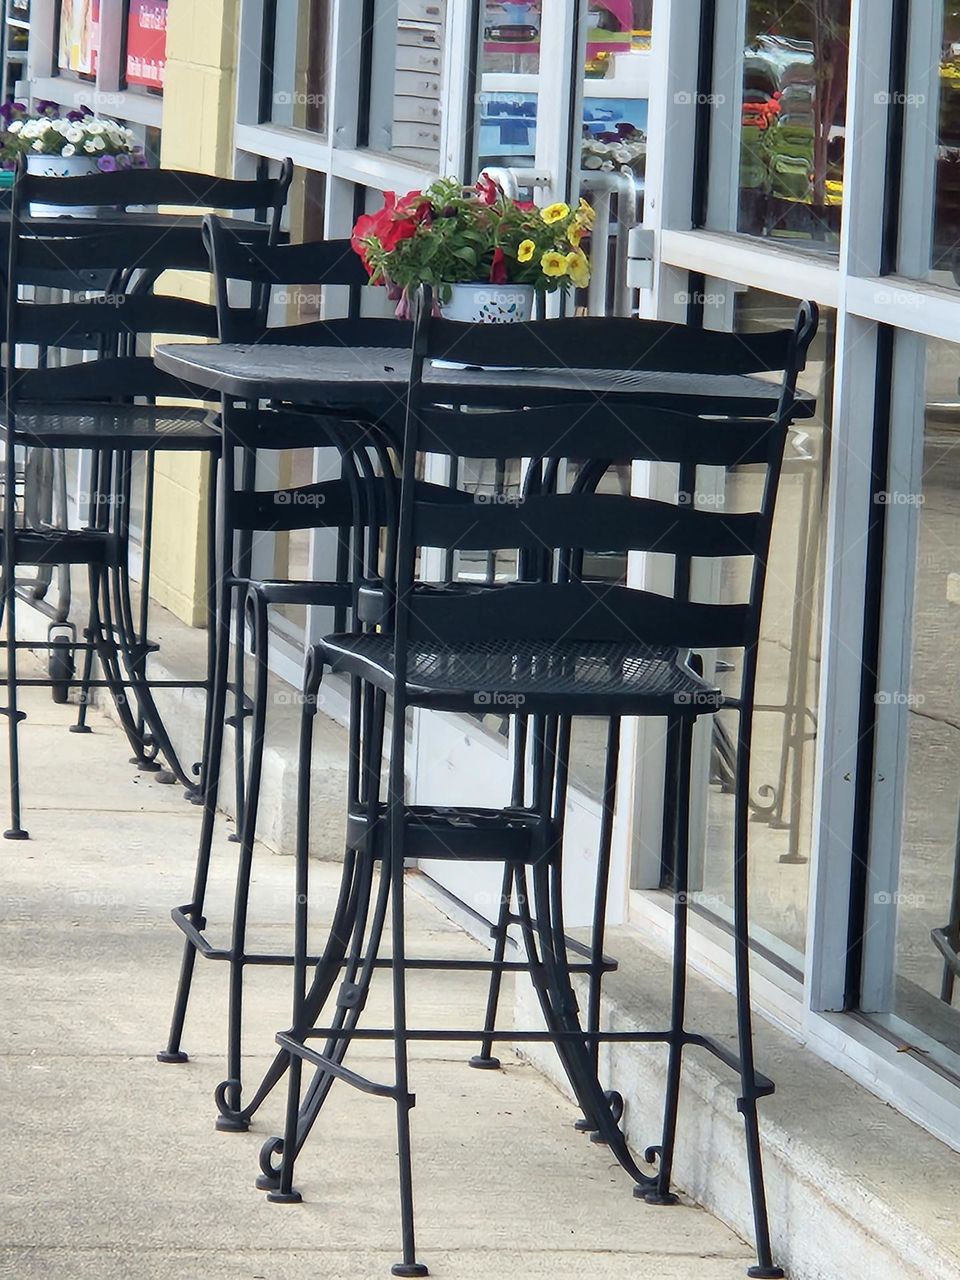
[{"xmin": 264, "ymin": 289, "xmax": 818, "ymax": 1279}]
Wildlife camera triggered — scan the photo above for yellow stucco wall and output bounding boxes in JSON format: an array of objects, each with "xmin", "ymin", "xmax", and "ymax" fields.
[{"xmin": 148, "ymin": 0, "xmax": 240, "ymax": 626}]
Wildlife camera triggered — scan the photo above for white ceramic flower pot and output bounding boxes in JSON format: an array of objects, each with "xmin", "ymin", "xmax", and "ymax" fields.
[
  {"xmin": 26, "ymin": 153, "xmax": 102, "ymax": 217},
  {"xmin": 441, "ymin": 282, "xmax": 535, "ymax": 324}
]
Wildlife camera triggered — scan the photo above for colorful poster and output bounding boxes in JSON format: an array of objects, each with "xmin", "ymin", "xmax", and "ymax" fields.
[
  {"xmin": 126, "ymin": 0, "xmax": 168, "ymax": 91},
  {"xmin": 58, "ymin": 0, "xmax": 100, "ymax": 77}
]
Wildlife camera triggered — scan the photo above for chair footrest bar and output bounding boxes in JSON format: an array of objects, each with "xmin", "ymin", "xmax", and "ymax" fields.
[
  {"xmin": 685, "ymin": 1033, "xmax": 775, "ymax": 1094},
  {"xmin": 347, "ymin": 803, "xmax": 548, "ymax": 862},
  {"xmin": 169, "ymin": 906, "xmax": 230, "ymax": 959},
  {"xmin": 300, "ymin": 1026, "xmax": 677, "ymax": 1044},
  {"xmin": 275, "ymin": 1031, "xmax": 404, "ymax": 1101}
]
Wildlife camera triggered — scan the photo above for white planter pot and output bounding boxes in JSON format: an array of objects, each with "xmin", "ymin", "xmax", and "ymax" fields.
[
  {"xmin": 26, "ymin": 153, "xmax": 102, "ymax": 217},
  {"xmin": 441, "ymin": 282, "xmax": 535, "ymax": 324}
]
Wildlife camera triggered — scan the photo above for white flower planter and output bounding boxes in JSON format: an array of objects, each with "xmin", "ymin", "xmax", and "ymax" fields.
[
  {"xmin": 26, "ymin": 153, "xmax": 102, "ymax": 217},
  {"xmin": 441, "ymin": 282, "xmax": 535, "ymax": 324}
]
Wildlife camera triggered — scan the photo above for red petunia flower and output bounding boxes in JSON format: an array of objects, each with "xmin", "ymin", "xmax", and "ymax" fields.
[{"xmin": 490, "ymin": 247, "xmax": 508, "ymax": 284}]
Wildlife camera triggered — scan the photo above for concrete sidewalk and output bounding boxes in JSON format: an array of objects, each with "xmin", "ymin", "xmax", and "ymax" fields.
[{"xmin": 0, "ymin": 677, "xmax": 756, "ymax": 1280}]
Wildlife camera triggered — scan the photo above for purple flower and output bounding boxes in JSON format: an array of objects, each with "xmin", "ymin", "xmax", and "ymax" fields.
[
  {"xmin": 97, "ymin": 155, "xmax": 118, "ymax": 173},
  {"xmin": 34, "ymin": 100, "xmax": 60, "ymax": 117},
  {"xmin": 131, "ymin": 150, "xmax": 148, "ymax": 169},
  {"xmin": 66, "ymin": 110, "xmax": 86, "ymax": 122}
]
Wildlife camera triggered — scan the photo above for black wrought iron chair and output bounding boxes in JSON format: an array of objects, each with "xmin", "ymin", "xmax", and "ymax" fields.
[
  {"xmin": 263, "ymin": 289, "xmax": 818, "ymax": 1279},
  {"xmin": 0, "ymin": 161, "xmax": 293, "ymax": 838},
  {"xmin": 158, "ymin": 213, "xmax": 418, "ymax": 1113}
]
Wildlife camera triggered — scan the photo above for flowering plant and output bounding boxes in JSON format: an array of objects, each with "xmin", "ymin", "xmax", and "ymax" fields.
[
  {"xmin": 351, "ymin": 176, "xmax": 594, "ymax": 313},
  {"xmin": 0, "ymin": 101, "xmax": 145, "ymax": 170}
]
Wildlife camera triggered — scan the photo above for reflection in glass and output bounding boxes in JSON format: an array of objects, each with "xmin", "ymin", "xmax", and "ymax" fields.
[
  {"xmin": 697, "ymin": 288, "xmax": 834, "ymax": 964},
  {"xmin": 476, "ymin": 1, "xmax": 650, "ymax": 186},
  {"xmin": 933, "ymin": 13, "xmax": 960, "ymax": 281},
  {"xmin": 268, "ymin": 0, "xmax": 330, "ymax": 134},
  {"xmin": 368, "ymin": 0, "xmax": 445, "ymax": 165},
  {"xmin": 886, "ymin": 337, "xmax": 960, "ymax": 1064},
  {"xmin": 737, "ymin": 1, "xmax": 849, "ymax": 247}
]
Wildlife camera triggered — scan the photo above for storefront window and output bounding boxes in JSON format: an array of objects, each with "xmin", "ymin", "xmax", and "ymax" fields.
[
  {"xmin": 367, "ymin": 0, "xmax": 445, "ymax": 165},
  {"xmin": 58, "ymin": 0, "xmax": 100, "ymax": 79},
  {"xmin": 124, "ymin": 0, "xmax": 167, "ymax": 94},
  {"xmin": 931, "ymin": 10, "xmax": 960, "ymax": 284},
  {"xmin": 477, "ymin": 1, "xmax": 651, "ymax": 180},
  {"xmin": 736, "ymin": 0, "xmax": 849, "ymax": 249},
  {"xmin": 694, "ymin": 286, "xmax": 834, "ymax": 966},
  {"xmin": 868, "ymin": 335, "xmax": 960, "ymax": 1070},
  {"xmin": 267, "ymin": 0, "xmax": 330, "ymax": 134}
]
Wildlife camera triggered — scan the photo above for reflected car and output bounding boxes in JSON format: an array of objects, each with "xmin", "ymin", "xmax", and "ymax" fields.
[{"xmin": 484, "ymin": 24, "xmax": 540, "ymax": 42}]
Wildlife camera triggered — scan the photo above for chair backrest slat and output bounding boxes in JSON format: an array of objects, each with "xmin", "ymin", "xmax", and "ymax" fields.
[
  {"xmin": 413, "ymin": 493, "xmax": 761, "ymax": 558},
  {"xmin": 416, "ymin": 403, "xmax": 780, "ymax": 467},
  {"xmin": 16, "ymin": 162, "xmax": 293, "ymax": 215},
  {"xmin": 427, "ymin": 314, "xmax": 799, "ymax": 376},
  {"xmin": 10, "ymin": 296, "xmax": 221, "ymax": 349}
]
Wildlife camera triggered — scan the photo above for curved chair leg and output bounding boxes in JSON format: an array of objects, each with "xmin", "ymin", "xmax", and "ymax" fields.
[
  {"xmin": 733, "ymin": 711, "xmax": 784, "ymax": 1280},
  {"xmin": 575, "ymin": 717, "xmax": 621, "ymax": 1135},
  {"xmin": 260, "ymin": 847, "xmax": 379, "ymax": 1194},
  {"xmin": 262, "ymin": 684, "xmax": 387, "ymax": 1195},
  {"xmin": 216, "ymin": 588, "xmax": 271, "ymax": 1129},
  {"xmin": 157, "ymin": 570, "xmax": 232, "ymax": 1065},
  {"xmin": 468, "ymin": 861, "xmax": 513, "ymax": 1071},
  {"xmin": 226, "ymin": 581, "xmax": 250, "ymax": 843},
  {"xmin": 245, "ymin": 849, "xmax": 361, "ymax": 1148},
  {"xmin": 90, "ymin": 560, "xmax": 153, "ymax": 759},
  {"xmin": 533, "ymin": 855, "xmax": 655, "ymax": 1192},
  {"xmin": 72, "ymin": 563, "xmax": 105, "ymax": 735},
  {"xmin": 242, "ymin": 679, "xmax": 378, "ymax": 1140},
  {"xmin": 644, "ymin": 716, "xmax": 692, "ymax": 1205},
  {"xmin": 109, "ymin": 549, "xmax": 194, "ymax": 787}
]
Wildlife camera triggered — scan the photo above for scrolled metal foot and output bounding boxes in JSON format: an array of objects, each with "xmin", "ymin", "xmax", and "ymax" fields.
[
  {"xmin": 214, "ymin": 1078, "xmax": 249, "ymax": 1132},
  {"xmin": 642, "ymin": 1191, "xmax": 680, "ymax": 1206},
  {"xmin": 589, "ymin": 1089, "xmax": 624, "ymax": 1143},
  {"xmin": 266, "ymin": 1190, "xmax": 303, "ymax": 1204},
  {"xmin": 256, "ymin": 1135, "xmax": 284, "ymax": 1191},
  {"xmin": 638, "ymin": 1145, "xmax": 680, "ymax": 1204}
]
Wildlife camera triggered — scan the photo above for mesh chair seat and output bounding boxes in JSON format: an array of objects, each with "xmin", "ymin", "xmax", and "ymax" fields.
[
  {"xmin": 8, "ymin": 403, "xmax": 220, "ymax": 452},
  {"xmin": 319, "ymin": 632, "xmax": 723, "ymax": 716}
]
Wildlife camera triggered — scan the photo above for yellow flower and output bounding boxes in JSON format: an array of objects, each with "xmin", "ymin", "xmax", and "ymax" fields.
[
  {"xmin": 517, "ymin": 238, "xmax": 536, "ymax": 263},
  {"xmin": 567, "ymin": 222, "xmax": 585, "ymax": 247},
  {"xmin": 541, "ymin": 251, "xmax": 568, "ymax": 277},
  {"xmin": 541, "ymin": 202, "xmax": 571, "ymax": 225},
  {"xmin": 575, "ymin": 197, "xmax": 596, "ymax": 230},
  {"xmin": 565, "ymin": 248, "xmax": 591, "ymax": 288}
]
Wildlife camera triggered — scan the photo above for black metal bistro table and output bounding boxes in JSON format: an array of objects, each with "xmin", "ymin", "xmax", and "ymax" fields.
[{"xmin": 154, "ymin": 340, "xmax": 814, "ymax": 418}]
